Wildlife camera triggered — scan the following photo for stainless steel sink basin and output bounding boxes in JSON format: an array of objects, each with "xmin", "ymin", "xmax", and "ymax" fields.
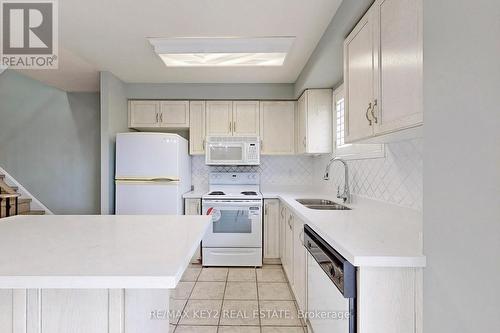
[
  {"xmin": 296, "ymin": 199, "xmax": 351, "ymax": 211},
  {"xmin": 296, "ymin": 199, "xmax": 337, "ymax": 205}
]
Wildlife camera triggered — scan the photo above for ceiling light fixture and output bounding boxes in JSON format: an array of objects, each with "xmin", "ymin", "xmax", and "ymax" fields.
[{"xmin": 147, "ymin": 37, "xmax": 295, "ymax": 67}]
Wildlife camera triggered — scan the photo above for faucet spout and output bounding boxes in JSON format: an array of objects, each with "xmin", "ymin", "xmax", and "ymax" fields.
[{"xmin": 323, "ymin": 157, "xmax": 351, "ymax": 203}]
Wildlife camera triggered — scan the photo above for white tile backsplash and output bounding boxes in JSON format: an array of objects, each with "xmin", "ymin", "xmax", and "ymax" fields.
[
  {"xmin": 313, "ymin": 138, "xmax": 423, "ymax": 210},
  {"xmin": 191, "ymin": 155, "xmax": 315, "ymax": 193},
  {"xmin": 191, "ymin": 138, "xmax": 422, "ymax": 211}
]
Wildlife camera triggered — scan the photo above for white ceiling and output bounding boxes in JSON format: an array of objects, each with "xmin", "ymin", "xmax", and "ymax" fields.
[{"xmin": 21, "ymin": 0, "xmax": 343, "ymax": 91}]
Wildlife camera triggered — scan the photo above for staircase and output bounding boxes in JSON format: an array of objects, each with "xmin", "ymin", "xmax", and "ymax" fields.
[{"xmin": 0, "ymin": 174, "xmax": 46, "ymax": 218}]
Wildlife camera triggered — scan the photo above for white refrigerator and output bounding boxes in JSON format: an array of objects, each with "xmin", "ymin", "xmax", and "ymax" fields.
[{"xmin": 115, "ymin": 133, "xmax": 191, "ymax": 215}]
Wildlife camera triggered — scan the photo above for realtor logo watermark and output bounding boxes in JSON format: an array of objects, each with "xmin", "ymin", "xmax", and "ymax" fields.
[{"xmin": 0, "ymin": 0, "xmax": 58, "ymax": 69}]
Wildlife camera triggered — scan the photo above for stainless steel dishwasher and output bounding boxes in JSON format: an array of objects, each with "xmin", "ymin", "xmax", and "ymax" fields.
[{"xmin": 304, "ymin": 224, "xmax": 356, "ymax": 333}]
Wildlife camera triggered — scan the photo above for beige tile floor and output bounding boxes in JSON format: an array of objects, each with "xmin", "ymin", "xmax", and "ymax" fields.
[{"xmin": 170, "ymin": 264, "xmax": 307, "ymax": 333}]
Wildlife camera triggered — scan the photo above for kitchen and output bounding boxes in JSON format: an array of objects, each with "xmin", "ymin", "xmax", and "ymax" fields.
[{"xmin": 0, "ymin": 1, "xmax": 499, "ymax": 333}]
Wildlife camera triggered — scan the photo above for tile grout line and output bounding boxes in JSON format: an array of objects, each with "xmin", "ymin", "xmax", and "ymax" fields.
[
  {"xmin": 217, "ymin": 268, "xmax": 229, "ymax": 330},
  {"xmin": 255, "ymin": 267, "xmax": 263, "ymax": 333},
  {"xmin": 174, "ymin": 266, "xmax": 202, "ymax": 330}
]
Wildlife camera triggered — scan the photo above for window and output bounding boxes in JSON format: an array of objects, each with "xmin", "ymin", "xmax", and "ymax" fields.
[{"xmin": 332, "ymin": 85, "xmax": 385, "ymax": 160}]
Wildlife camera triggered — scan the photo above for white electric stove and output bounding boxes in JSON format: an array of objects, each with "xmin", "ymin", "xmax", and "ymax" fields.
[{"xmin": 201, "ymin": 172, "xmax": 263, "ymax": 267}]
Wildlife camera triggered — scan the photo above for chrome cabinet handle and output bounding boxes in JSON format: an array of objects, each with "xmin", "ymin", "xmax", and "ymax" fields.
[
  {"xmin": 156, "ymin": 113, "xmax": 159, "ymax": 123},
  {"xmin": 264, "ymin": 204, "xmax": 268, "ymax": 216},
  {"xmin": 302, "ymin": 137, "xmax": 306, "ymax": 148},
  {"xmin": 370, "ymin": 99, "xmax": 378, "ymax": 124},
  {"xmin": 233, "ymin": 121, "xmax": 236, "ymax": 132},
  {"xmin": 365, "ymin": 102, "xmax": 373, "ymax": 126},
  {"xmin": 229, "ymin": 122, "xmax": 232, "ymax": 132},
  {"xmin": 160, "ymin": 113, "xmax": 163, "ymax": 123}
]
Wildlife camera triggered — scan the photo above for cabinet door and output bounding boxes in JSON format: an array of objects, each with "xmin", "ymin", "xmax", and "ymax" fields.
[
  {"xmin": 292, "ymin": 217, "xmax": 307, "ymax": 313},
  {"xmin": 344, "ymin": 10, "xmax": 375, "ymax": 143},
  {"xmin": 373, "ymin": 0, "xmax": 423, "ymax": 135},
  {"xmin": 263, "ymin": 199, "xmax": 280, "ymax": 259},
  {"xmin": 189, "ymin": 101, "xmax": 206, "ymax": 155},
  {"xmin": 184, "ymin": 198, "xmax": 201, "ymax": 263},
  {"xmin": 260, "ymin": 101, "xmax": 295, "ymax": 155},
  {"xmin": 232, "ymin": 101, "xmax": 260, "ymax": 136},
  {"xmin": 297, "ymin": 93, "xmax": 307, "ymax": 153},
  {"xmin": 206, "ymin": 101, "xmax": 233, "ymax": 136},
  {"xmin": 159, "ymin": 101, "xmax": 189, "ymax": 128},
  {"xmin": 279, "ymin": 204, "xmax": 287, "ymax": 261},
  {"xmin": 284, "ymin": 212, "xmax": 294, "ymax": 286},
  {"xmin": 184, "ymin": 198, "xmax": 201, "ymax": 215},
  {"xmin": 306, "ymin": 89, "xmax": 333, "ymax": 154},
  {"xmin": 129, "ymin": 100, "xmax": 159, "ymax": 128}
]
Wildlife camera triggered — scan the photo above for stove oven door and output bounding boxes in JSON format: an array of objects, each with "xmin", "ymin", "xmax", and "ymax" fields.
[{"xmin": 202, "ymin": 200, "xmax": 262, "ymax": 248}]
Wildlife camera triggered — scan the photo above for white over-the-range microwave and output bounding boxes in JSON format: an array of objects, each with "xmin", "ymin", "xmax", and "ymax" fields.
[{"xmin": 205, "ymin": 136, "xmax": 260, "ymax": 166}]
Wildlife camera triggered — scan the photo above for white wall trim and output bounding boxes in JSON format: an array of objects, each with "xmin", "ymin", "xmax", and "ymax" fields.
[{"xmin": 0, "ymin": 166, "xmax": 53, "ymax": 215}]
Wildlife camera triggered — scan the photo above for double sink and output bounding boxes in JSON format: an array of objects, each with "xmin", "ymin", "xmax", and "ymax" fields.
[{"xmin": 296, "ymin": 199, "xmax": 351, "ymax": 211}]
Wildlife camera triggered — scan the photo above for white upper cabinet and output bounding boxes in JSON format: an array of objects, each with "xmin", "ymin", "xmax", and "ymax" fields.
[
  {"xmin": 189, "ymin": 101, "xmax": 206, "ymax": 155},
  {"xmin": 205, "ymin": 101, "xmax": 233, "ymax": 136},
  {"xmin": 159, "ymin": 101, "xmax": 189, "ymax": 128},
  {"xmin": 232, "ymin": 101, "xmax": 260, "ymax": 137},
  {"xmin": 344, "ymin": 11, "xmax": 375, "ymax": 142},
  {"xmin": 344, "ymin": 0, "xmax": 423, "ymax": 143},
  {"xmin": 260, "ymin": 101, "xmax": 295, "ymax": 155},
  {"xmin": 297, "ymin": 94, "xmax": 307, "ymax": 154},
  {"xmin": 129, "ymin": 100, "xmax": 190, "ymax": 130},
  {"xmin": 296, "ymin": 89, "xmax": 333, "ymax": 154},
  {"xmin": 206, "ymin": 101, "xmax": 260, "ymax": 137},
  {"xmin": 372, "ymin": 0, "xmax": 423, "ymax": 135},
  {"xmin": 129, "ymin": 101, "xmax": 160, "ymax": 128}
]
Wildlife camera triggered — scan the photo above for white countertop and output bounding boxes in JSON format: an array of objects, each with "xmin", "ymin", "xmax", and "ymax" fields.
[
  {"xmin": 0, "ymin": 215, "xmax": 211, "ymax": 289},
  {"xmin": 183, "ymin": 191, "xmax": 204, "ymax": 199},
  {"xmin": 266, "ymin": 191, "xmax": 425, "ymax": 268}
]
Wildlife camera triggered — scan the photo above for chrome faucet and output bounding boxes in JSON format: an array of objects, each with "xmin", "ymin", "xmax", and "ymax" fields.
[{"xmin": 323, "ymin": 157, "xmax": 351, "ymax": 204}]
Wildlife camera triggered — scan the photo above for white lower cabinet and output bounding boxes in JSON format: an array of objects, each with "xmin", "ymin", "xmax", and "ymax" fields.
[
  {"xmin": 263, "ymin": 199, "xmax": 280, "ymax": 260},
  {"xmin": 279, "ymin": 201, "xmax": 307, "ymax": 314},
  {"xmin": 292, "ymin": 216, "xmax": 307, "ymax": 313},
  {"xmin": 184, "ymin": 198, "xmax": 202, "ymax": 263},
  {"xmin": 278, "ymin": 200, "xmax": 422, "ymax": 333},
  {"xmin": 282, "ymin": 208, "xmax": 294, "ymax": 285}
]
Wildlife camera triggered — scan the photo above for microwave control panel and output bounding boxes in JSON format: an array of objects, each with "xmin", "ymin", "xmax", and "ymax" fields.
[{"xmin": 247, "ymin": 143, "xmax": 259, "ymax": 161}]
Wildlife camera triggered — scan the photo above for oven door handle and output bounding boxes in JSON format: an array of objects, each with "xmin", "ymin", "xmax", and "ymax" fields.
[
  {"xmin": 209, "ymin": 250, "xmax": 258, "ymax": 256},
  {"xmin": 203, "ymin": 201, "xmax": 262, "ymax": 207}
]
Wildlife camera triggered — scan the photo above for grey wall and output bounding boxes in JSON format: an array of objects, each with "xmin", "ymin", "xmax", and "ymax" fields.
[
  {"xmin": 100, "ymin": 71, "xmax": 128, "ymax": 214},
  {"xmin": 126, "ymin": 83, "xmax": 294, "ymax": 100},
  {"xmin": 423, "ymin": 0, "xmax": 500, "ymax": 331},
  {"xmin": 0, "ymin": 70, "xmax": 100, "ymax": 214},
  {"xmin": 293, "ymin": 0, "xmax": 373, "ymax": 97}
]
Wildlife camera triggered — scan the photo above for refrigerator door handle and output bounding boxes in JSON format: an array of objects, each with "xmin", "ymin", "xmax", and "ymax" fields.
[{"xmin": 115, "ymin": 177, "xmax": 180, "ymax": 182}]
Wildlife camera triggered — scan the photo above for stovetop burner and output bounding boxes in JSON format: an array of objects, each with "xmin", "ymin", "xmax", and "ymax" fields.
[
  {"xmin": 208, "ymin": 191, "xmax": 225, "ymax": 195},
  {"xmin": 241, "ymin": 191, "xmax": 258, "ymax": 196}
]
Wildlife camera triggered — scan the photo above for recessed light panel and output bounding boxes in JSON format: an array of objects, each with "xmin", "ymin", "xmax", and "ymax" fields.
[{"xmin": 148, "ymin": 37, "xmax": 294, "ymax": 67}]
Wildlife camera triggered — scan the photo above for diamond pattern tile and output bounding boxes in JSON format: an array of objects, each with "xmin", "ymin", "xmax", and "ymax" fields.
[
  {"xmin": 191, "ymin": 138, "xmax": 422, "ymax": 211},
  {"xmin": 191, "ymin": 156, "xmax": 314, "ymax": 193},
  {"xmin": 314, "ymin": 138, "xmax": 423, "ymax": 210}
]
